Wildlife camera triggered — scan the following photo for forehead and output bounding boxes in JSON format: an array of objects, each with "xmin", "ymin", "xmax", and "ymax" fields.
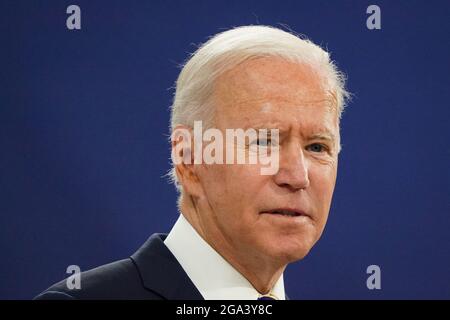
[{"xmin": 212, "ymin": 56, "xmax": 338, "ymax": 131}]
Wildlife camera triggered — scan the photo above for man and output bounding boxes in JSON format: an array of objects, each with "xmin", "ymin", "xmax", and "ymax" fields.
[{"xmin": 35, "ymin": 25, "xmax": 349, "ymax": 300}]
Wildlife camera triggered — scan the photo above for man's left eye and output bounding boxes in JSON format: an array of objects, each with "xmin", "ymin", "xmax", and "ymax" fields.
[{"xmin": 306, "ymin": 143, "xmax": 327, "ymax": 153}]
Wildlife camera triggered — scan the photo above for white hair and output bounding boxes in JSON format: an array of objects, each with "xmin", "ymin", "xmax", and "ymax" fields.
[{"xmin": 167, "ymin": 25, "xmax": 350, "ymax": 190}]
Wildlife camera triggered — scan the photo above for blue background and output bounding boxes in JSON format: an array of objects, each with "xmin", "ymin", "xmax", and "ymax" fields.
[{"xmin": 1, "ymin": 0, "xmax": 449, "ymax": 299}]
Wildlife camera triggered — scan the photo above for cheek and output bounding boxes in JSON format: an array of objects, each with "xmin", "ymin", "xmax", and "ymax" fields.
[
  {"xmin": 200, "ymin": 164, "xmax": 229, "ymax": 202},
  {"xmin": 309, "ymin": 164, "xmax": 337, "ymax": 212},
  {"xmin": 201, "ymin": 164, "xmax": 248, "ymax": 210},
  {"xmin": 202, "ymin": 164, "xmax": 267, "ymax": 224}
]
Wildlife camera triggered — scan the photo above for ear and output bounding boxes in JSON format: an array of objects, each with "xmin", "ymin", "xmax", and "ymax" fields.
[{"xmin": 171, "ymin": 125, "xmax": 204, "ymax": 199}]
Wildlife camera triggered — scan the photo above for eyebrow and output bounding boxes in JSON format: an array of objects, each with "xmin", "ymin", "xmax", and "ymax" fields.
[
  {"xmin": 308, "ymin": 132, "xmax": 336, "ymax": 142},
  {"xmin": 242, "ymin": 122, "xmax": 337, "ymax": 144},
  {"xmin": 243, "ymin": 122, "xmax": 287, "ymax": 131}
]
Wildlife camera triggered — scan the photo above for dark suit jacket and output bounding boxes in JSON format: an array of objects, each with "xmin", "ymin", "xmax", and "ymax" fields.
[{"xmin": 34, "ymin": 233, "xmax": 204, "ymax": 300}]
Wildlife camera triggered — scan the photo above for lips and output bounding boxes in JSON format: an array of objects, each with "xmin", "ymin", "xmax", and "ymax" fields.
[{"xmin": 260, "ymin": 208, "xmax": 308, "ymax": 218}]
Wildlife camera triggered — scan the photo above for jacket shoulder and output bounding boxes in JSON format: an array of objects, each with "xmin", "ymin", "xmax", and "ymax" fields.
[{"xmin": 34, "ymin": 258, "xmax": 164, "ymax": 300}]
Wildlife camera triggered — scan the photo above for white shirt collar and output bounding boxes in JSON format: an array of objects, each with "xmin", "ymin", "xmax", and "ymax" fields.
[{"xmin": 164, "ymin": 214, "xmax": 285, "ymax": 300}]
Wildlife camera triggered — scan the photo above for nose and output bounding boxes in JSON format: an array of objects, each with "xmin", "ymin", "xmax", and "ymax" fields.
[{"xmin": 273, "ymin": 142, "xmax": 310, "ymax": 191}]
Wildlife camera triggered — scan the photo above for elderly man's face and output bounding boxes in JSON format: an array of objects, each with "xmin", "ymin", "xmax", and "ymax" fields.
[{"xmin": 192, "ymin": 57, "xmax": 339, "ymax": 265}]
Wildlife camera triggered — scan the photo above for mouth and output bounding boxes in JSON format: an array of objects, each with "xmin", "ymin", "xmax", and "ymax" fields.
[{"xmin": 260, "ymin": 208, "xmax": 309, "ymax": 218}]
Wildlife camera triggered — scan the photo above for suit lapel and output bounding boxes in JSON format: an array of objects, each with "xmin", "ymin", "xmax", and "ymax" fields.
[{"xmin": 131, "ymin": 233, "xmax": 204, "ymax": 300}]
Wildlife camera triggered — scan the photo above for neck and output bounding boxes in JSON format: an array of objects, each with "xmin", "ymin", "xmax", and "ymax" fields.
[{"xmin": 180, "ymin": 194, "xmax": 286, "ymax": 294}]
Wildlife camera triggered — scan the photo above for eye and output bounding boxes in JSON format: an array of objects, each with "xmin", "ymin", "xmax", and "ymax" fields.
[
  {"xmin": 251, "ymin": 138, "xmax": 272, "ymax": 147},
  {"xmin": 258, "ymin": 138, "xmax": 272, "ymax": 146},
  {"xmin": 306, "ymin": 143, "xmax": 327, "ymax": 153}
]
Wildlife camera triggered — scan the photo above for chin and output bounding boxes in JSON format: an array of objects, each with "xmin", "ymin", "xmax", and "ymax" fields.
[{"xmin": 264, "ymin": 237, "xmax": 316, "ymax": 264}]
